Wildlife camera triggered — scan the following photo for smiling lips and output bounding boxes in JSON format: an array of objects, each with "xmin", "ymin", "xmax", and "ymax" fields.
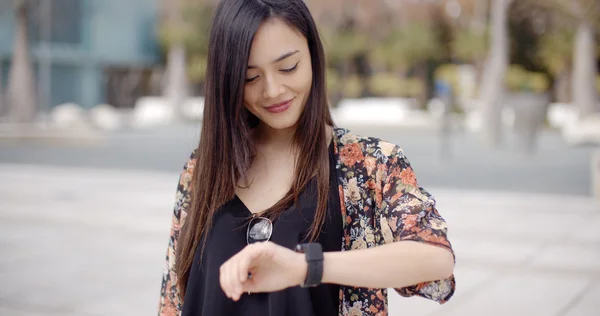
[{"xmin": 265, "ymin": 98, "xmax": 294, "ymax": 114}]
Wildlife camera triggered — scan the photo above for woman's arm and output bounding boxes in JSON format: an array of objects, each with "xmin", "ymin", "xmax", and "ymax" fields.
[
  {"xmin": 158, "ymin": 151, "xmax": 196, "ymax": 315},
  {"xmin": 218, "ymin": 239, "xmax": 453, "ymax": 301},
  {"xmin": 322, "ymin": 240, "xmax": 454, "ymax": 288}
]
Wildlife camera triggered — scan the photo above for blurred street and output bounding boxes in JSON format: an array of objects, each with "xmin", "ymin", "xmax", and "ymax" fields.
[
  {"xmin": 1, "ymin": 124, "xmax": 598, "ymax": 316},
  {"xmin": 0, "ymin": 123, "xmax": 593, "ymax": 195}
]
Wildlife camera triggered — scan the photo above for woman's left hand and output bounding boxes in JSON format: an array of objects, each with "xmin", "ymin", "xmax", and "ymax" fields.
[{"xmin": 219, "ymin": 241, "xmax": 307, "ymax": 301}]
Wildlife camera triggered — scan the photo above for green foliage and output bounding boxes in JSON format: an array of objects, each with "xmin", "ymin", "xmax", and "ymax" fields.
[
  {"xmin": 505, "ymin": 65, "xmax": 550, "ymax": 93},
  {"xmin": 342, "ymin": 75, "xmax": 362, "ymax": 99},
  {"xmin": 187, "ymin": 55, "xmax": 208, "ymax": 83},
  {"xmin": 372, "ymin": 22, "xmax": 443, "ymax": 71},
  {"xmin": 326, "ymin": 68, "xmax": 340, "ymax": 93},
  {"xmin": 369, "ymin": 72, "xmax": 424, "ymax": 98},
  {"xmin": 321, "ymin": 27, "xmax": 369, "ymax": 67},
  {"xmin": 158, "ymin": 3, "xmax": 215, "ymax": 84},
  {"xmin": 538, "ymin": 29, "xmax": 574, "ymax": 75},
  {"xmin": 452, "ymin": 27, "xmax": 489, "ymax": 62}
]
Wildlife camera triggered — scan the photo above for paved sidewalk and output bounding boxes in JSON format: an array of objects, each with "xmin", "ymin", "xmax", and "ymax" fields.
[{"xmin": 0, "ymin": 164, "xmax": 599, "ymax": 316}]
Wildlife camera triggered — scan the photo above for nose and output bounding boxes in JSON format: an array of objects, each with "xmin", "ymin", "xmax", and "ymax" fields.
[{"xmin": 262, "ymin": 75, "xmax": 285, "ymax": 100}]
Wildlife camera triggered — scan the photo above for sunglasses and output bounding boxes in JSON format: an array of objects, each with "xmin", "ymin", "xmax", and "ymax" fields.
[
  {"xmin": 246, "ymin": 214, "xmax": 273, "ymax": 286},
  {"xmin": 246, "ymin": 214, "xmax": 273, "ymax": 245}
]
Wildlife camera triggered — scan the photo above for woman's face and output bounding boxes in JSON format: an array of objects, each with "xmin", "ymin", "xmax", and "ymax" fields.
[{"xmin": 243, "ymin": 18, "xmax": 313, "ymax": 131}]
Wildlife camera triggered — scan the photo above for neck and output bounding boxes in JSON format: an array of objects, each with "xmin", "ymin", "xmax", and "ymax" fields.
[{"xmin": 253, "ymin": 122, "xmax": 297, "ymax": 151}]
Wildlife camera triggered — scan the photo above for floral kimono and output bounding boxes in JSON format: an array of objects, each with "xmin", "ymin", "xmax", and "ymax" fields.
[{"xmin": 159, "ymin": 127, "xmax": 456, "ymax": 316}]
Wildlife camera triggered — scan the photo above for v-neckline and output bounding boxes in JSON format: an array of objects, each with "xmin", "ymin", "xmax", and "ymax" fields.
[
  {"xmin": 234, "ymin": 132, "xmax": 336, "ymax": 217},
  {"xmin": 233, "ymin": 175, "xmax": 318, "ymax": 217}
]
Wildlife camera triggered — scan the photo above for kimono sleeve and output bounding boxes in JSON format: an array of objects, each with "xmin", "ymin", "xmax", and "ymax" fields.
[
  {"xmin": 379, "ymin": 147, "xmax": 455, "ymax": 304},
  {"xmin": 158, "ymin": 150, "xmax": 196, "ymax": 316}
]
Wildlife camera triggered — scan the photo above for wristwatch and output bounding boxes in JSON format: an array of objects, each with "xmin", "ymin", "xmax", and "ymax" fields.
[{"xmin": 294, "ymin": 243, "xmax": 324, "ymax": 288}]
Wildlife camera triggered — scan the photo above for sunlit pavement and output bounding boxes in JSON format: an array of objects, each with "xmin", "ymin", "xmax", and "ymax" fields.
[{"xmin": 1, "ymin": 164, "xmax": 598, "ymax": 316}]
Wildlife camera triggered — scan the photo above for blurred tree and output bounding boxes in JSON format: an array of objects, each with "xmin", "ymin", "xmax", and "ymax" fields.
[
  {"xmin": 6, "ymin": 0, "xmax": 36, "ymax": 123},
  {"xmin": 182, "ymin": 4, "xmax": 213, "ymax": 89},
  {"xmin": 535, "ymin": 0, "xmax": 600, "ymax": 116},
  {"xmin": 308, "ymin": 0, "xmax": 392, "ymax": 103},
  {"xmin": 373, "ymin": 22, "xmax": 443, "ymax": 106},
  {"xmin": 479, "ymin": 0, "xmax": 513, "ymax": 147},
  {"xmin": 0, "ymin": 60, "xmax": 3, "ymax": 116},
  {"xmin": 320, "ymin": 23, "xmax": 369, "ymax": 104},
  {"xmin": 452, "ymin": 26, "xmax": 489, "ymax": 80},
  {"xmin": 539, "ymin": 28, "xmax": 575, "ymax": 102},
  {"xmin": 158, "ymin": 0, "xmax": 189, "ymax": 119},
  {"xmin": 158, "ymin": 0, "xmax": 216, "ymax": 118}
]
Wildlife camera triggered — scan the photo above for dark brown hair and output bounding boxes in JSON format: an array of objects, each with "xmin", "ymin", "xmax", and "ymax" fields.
[{"xmin": 176, "ymin": 0, "xmax": 334, "ymax": 297}]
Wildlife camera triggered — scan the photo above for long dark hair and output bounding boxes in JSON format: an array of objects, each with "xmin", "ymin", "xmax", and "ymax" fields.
[{"xmin": 176, "ymin": 0, "xmax": 334, "ymax": 297}]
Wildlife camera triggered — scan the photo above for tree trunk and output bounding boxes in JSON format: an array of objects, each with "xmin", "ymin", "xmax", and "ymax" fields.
[
  {"xmin": 417, "ymin": 62, "xmax": 428, "ymax": 108},
  {"xmin": 6, "ymin": 0, "xmax": 36, "ymax": 123},
  {"xmin": 161, "ymin": 0, "xmax": 189, "ymax": 121},
  {"xmin": 478, "ymin": 0, "xmax": 512, "ymax": 147},
  {"xmin": 164, "ymin": 44, "xmax": 189, "ymax": 119},
  {"xmin": 0, "ymin": 62, "xmax": 4, "ymax": 117},
  {"xmin": 554, "ymin": 66, "xmax": 571, "ymax": 103},
  {"xmin": 572, "ymin": 20, "xmax": 599, "ymax": 117}
]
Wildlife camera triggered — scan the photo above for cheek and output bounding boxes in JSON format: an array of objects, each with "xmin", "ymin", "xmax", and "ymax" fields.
[
  {"xmin": 243, "ymin": 86, "xmax": 259, "ymax": 108},
  {"xmin": 294, "ymin": 65, "xmax": 313, "ymax": 95}
]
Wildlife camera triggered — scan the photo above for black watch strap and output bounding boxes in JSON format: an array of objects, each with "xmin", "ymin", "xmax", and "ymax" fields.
[{"xmin": 294, "ymin": 243, "xmax": 324, "ymax": 287}]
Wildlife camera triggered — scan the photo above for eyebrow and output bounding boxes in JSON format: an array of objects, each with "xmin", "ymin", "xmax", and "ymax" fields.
[{"xmin": 247, "ymin": 50, "xmax": 299, "ymax": 69}]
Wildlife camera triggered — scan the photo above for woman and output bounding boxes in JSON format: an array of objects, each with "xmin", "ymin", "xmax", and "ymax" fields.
[{"xmin": 158, "ymin": 0, "xmax": 455, "ymax": 315}]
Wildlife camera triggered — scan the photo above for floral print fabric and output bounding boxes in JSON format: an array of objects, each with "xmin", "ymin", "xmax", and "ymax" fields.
[
  {"xmin": 158, "ymin": 127, "xmax": 455, "ymax": 316},
  {"xmin": 334, "ymin": 128, "xmax": 455, "ymax": 315},
  {"xmin": 158, "ymin": 155, "xmax": 196, "ymax": 315}
]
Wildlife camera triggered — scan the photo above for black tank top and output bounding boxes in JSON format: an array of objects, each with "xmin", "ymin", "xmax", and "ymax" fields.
[{"xmin": 181, "ymin": 143, "xmax": 343, "ymax": 316}]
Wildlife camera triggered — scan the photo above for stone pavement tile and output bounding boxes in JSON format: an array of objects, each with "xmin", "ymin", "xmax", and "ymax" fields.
[
  {"xmin": 450, "ymin": 234, "xmax": 542, "ymax": 265},
  {"xmin": 0, "ymin": 305, "xmax": 89, "ymax": 316},
  {"xmin": 0, "ymin": 253, "xmax": 115, "ymax": 308},
  {"xmin": 388, "ymin": 264, "xmax": 497, "ymax": 316},
  {"xmin": 0, "ymin": 306, "xmax": 45, "ymax": 316},
  {"xmin": 74, "ymin": 280, "xmax": 161, "ymax": 316},
  {"xmin": 0, "ymin": 219, "xmax": 166, "ymax": 314},
  {"xmin": 0, "ymin": 239, "xmax": 53, "ymax": 267},
  {"xmin": 431, "ymin": 190, "xmax": 598, "ymax": 216},
  {"xmin": 563, "ymin": 280, "xmax": 600, "ymax": 316},
  {"xmin": 570, "ymin": 216, "xmax": 600, "ymax": 244},
  {"xmin": 0, "ymin": 219, "xmax": 59, "ymax": 245},
  {"xmin": 529, "ymin": 244, "xmax": 600, "ymax": 272},
  {"xmin": 0, "ymin": 198, "xmax": 173, "ymax": 235},
  {"xmin": 443, "ymin": 208, "xmax": 589, "ymax": 240},
  {"xmin": 436, "ymin": 273, "xmax": 590, "ymax": 316}
]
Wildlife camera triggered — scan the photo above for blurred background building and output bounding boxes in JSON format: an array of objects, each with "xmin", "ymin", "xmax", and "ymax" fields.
[
  {"xmin": 0, "ymin": 0, "xmax": 599, "ymax": 146},
  {"xmin": 0, "ymin": 0, "xmax": 160, "ymax": 114}
]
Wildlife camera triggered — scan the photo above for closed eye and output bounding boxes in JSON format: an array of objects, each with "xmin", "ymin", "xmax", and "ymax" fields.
[
  {"xmin": 281, "ymin": 62, "xmax": 299, "ymax": 73},
  {"xmin": 245, "ymin": 61, "xmax": 298, "ymax": 83}
]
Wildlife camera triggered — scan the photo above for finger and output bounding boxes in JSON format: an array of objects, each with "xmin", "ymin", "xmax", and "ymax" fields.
[
  {"xmin": 229, "ymin": 249, "xmax": 249, "ymax": 301},
  {"xmin": 241, "ymin": 244, "xmax": 267, "ymax": 291},
  {"xmin": 226, "ymin": 262, "xmax": 237, "ymax": 299},
  {"xmin": 234, "ymin": 244, "xmax": 261, "ymax": 299},
  {"xmin": 230, "ymin": 257, "xmax": 243, "ymax": 301},
  {"xmin": 219, "ymin": 263, "xmax": 230, "ymax": 298},
  {"xmin": 239, "ymin": 248, "xmax": 252, "ymax": 283},
  {"xmin": 242, "ymin": 276, "xmax": 257, "ymax": 294}
]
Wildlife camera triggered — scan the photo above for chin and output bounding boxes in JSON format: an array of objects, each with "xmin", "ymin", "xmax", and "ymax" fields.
[
  {"xmin": 261, "ymin": 114, "xmax": 301, "ymax": 130},
  {"xmin": 258, "ymin": 103, "xmax": 305, "ymax": 130}
]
